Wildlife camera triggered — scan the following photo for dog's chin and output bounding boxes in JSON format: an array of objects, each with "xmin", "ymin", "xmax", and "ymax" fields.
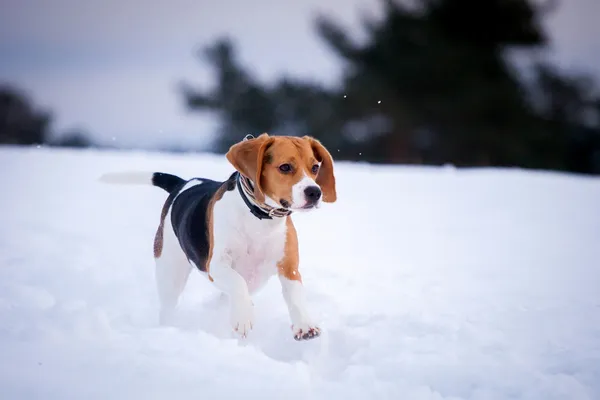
[{"xmin": 292, "ymin": 202, "xmax": 320, "ymax": 212}]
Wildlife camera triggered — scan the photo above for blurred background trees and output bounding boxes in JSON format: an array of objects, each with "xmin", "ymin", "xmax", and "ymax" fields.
[
  {"xmin": 0, "ymin": 85, "xmax": 52, "ymax": 146},
  {"xmin": 180, "ymin": 0, "xmax": 600, "ymax": 174},
  {"xmin": 2, "ymin": 0, "xmax": 597, "ymax": 175},
  {"xmin": 0, "ymin": 84, "xmax": 92, "ymax": 148}
]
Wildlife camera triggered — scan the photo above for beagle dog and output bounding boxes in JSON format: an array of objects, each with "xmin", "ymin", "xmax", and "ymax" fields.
[{"xmin": 100, "ymin": 133, "xmax": 336, "ymax": 341}]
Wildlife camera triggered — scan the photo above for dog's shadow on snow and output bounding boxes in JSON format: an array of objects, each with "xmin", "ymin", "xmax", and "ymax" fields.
[{"xmin": 167, "ymin": 294, "xmax": 365, "ymax": 367}]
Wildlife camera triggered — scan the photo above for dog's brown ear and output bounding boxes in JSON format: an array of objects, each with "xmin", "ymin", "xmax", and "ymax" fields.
[
  {"xmin": 226, "ymin": 133, "xmax": 273, "ymax": 203},
  {"xmin": 304, "ymin": 136, "xmax": 337, "ymax": 203}
]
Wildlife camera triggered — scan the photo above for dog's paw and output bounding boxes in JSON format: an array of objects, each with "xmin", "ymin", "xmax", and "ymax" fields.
[
  {"xmin": 230, "ymin": 296, "xmax": 254, "ymax": 338},
  {"xmin": 291, "ymin": 323, "xmax": 321, "ymax": 341}
]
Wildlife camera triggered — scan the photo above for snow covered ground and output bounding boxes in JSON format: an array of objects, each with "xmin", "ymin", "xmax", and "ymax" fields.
[{"xmin": 1, "ymin": 145, "xmax": 599, "ymax": 400}]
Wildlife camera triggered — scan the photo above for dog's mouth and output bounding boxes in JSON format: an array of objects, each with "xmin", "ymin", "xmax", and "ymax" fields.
[
  {"xmin": 280, "ymin": 198, "xmax": 319, "ymax": 212},
  {"xmin": 291, "ymin": 203, "xmax": 319, "ymax": 212}
]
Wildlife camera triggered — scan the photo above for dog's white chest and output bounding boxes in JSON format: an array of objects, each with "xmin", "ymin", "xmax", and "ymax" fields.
[
  {"xmin": 212, "ymin": 191, "xmax": 288, "ymax": 293},
  {"xmin": 229, "ymin": 227, "xmax": 286, "ymax": 293}
]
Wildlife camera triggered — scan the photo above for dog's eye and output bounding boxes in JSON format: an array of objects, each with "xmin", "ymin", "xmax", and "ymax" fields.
[
  {"xmin": 279, "ymin": 164, "xmax": 292, "ymax": 173},
  {"xmin": 311, "ymin": 164, "xmax": 319, "ymax": 174}
]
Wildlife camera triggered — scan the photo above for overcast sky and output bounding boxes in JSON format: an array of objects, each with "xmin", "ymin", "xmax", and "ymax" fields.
[{"xmin": 1, "ymin": 0, "xmax": 599, "ymax": 150}]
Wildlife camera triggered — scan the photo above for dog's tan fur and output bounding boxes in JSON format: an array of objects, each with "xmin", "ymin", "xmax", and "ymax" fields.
[{"xmin": 153, "ymin": 197, "xmax": 172, "ymax": 258}]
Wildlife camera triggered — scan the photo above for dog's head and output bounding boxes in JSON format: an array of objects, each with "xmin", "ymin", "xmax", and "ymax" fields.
[{"xmin": 226, "ymin": 133, "xmax": 337, "ymax": 211}]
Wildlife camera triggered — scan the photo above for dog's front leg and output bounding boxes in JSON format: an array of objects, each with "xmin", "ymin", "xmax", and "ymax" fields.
[
  {"xmin": 278, "ymin": 272, "xmax": 320, "ymax": 341},
  {"xmin": 278, "ymin": 219, "xmax": 320, "ymax": 340},
  {"xmin": 209, "ymin": 259, "xmax": 254, "ymax": 338}
]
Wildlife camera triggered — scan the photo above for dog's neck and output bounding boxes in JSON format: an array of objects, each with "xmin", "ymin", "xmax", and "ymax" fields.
[{"xmin": 235, "ymin": 172, "xmax": 292, "ymax": 220}]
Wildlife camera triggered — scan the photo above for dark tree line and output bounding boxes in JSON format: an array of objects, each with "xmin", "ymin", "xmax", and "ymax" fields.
[
  {"xmin": 0, "ymin": 85, "xmax": 52, "ymax": 146},
  {"xmin": 0, "ymin": 84, "xmax": 92, "ymax": 148},
  {"xmin": 181, "ymin": 0, "xmax": 600, "ymax": 174}
]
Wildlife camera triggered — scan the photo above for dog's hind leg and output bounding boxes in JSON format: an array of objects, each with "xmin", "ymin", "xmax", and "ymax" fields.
[
  {"xmin": 155, "ymin": 257, "xmax": 191, "ymax": 326},
  {"xmin": 154, "ymin": 210, "xmax": 192, "ymax": 325}
]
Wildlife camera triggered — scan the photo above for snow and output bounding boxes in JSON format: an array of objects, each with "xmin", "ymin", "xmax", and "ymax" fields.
[{"xmin": 1, "ymin": 145, "xmax": 599, "ymax": 400}]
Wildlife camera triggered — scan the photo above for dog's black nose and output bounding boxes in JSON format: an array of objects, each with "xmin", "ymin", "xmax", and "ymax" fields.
[{"xmin": 304, "ymin": 186, "xmax": 322, "ymax": 202}]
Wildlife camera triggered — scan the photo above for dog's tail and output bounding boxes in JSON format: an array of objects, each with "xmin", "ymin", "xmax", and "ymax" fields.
[{"xmin": 98, "ymin": 171, "xmax": 185, "ymax": 193}]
